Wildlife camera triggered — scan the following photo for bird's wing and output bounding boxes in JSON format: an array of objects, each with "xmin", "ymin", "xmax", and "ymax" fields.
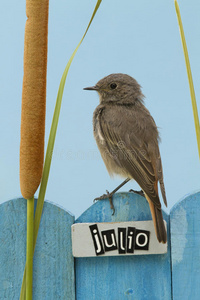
[
  {"xmin": 156, "ymin": 151, "xmax": 167, "ymax": 207},
  {"xmin": 99, "ymin": 105, "xmax": 162, "ymax": 208}
]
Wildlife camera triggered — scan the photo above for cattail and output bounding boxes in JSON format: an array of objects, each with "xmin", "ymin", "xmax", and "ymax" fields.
[{"xmin": 20, "ymin": 0, "xmax": 49, "ymax": 199}]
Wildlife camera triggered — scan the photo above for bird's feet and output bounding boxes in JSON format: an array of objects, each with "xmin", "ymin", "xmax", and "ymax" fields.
[
  {"xmin": 129, "ymin": 189, "xmax": 145, "ymax": 197},
  {"xmin": 94, "ymin": 190, "xmax": 115, "ymax": 215}
]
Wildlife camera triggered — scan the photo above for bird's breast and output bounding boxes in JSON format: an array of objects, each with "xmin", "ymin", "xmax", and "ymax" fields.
[{"xmin": 93, "ymin": 107, "xmax": 105, "ymax": 144}]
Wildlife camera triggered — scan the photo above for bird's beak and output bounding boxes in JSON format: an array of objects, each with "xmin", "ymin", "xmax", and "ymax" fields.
[{"xmin": 83, "ymin": 85, "xmax": 98, "ymax": 91}]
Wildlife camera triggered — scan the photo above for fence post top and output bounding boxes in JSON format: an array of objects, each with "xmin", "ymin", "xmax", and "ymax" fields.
[
  {"xmin": 76, "ymin": 191, "xmax": 169, "ymax": 223},
  {"xmin": 170, "ymin": 190, "xmax": 200, "ymax": 215},
  {"xmin": 0, "ymin": 197, "xmax": 75, "ymax": 220}
]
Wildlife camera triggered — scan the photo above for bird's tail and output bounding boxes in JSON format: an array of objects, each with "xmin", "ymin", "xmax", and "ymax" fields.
[{"xmin": 146, "ymin": 196, "xmax": 167, "ymax": 244}]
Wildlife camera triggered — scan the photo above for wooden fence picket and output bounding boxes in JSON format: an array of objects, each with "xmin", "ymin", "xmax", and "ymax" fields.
[
  {"xmin": 75, "ymin": 192, "xmax": 172, "ymax": 300},
  {"xmin": 0, "ymin": 198, "xmax": 75, "ymax": 300},
  {"xmin": 170, "ymin": 191, "xmax": 200, "ymax": 300}
]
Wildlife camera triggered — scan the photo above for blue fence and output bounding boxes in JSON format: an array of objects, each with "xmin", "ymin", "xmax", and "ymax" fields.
[{"xmin": 0, "ymin": 191, "xmax": 200, "ymax": 299}]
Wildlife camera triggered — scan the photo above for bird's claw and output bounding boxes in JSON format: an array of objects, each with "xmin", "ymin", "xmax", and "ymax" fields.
[
  {"xmin": 93, "ymin": 193, "xmax": 108, "ymax": 202},
  {"xmin": 94, "ymin": 190, "xmax": 115, "ymax": 215}
]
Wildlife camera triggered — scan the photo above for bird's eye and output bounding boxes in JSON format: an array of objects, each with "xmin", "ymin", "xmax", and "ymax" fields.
[{"xmin": 110, "ymin": 83, "xmax": 117, "ymax": 89}]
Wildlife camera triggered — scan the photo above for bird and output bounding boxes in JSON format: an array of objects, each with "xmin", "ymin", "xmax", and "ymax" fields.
[{"xmin": 84, "ymin": 73, "xmax": 167, "ymax": 244}]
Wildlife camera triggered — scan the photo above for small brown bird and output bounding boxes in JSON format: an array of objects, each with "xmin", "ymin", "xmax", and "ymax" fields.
[{"xmin": 84, "ymin": 73, "xmax": 167, "ymax": 243}]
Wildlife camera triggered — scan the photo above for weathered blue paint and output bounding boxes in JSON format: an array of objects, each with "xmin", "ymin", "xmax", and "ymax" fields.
[
  {"xmin": 170, "ymin": 191, "xmax": 200, "ymax": 300},
  {"xmin": 3, "ymin": 191, "xmax": 199, "ymax": 299},
  {"xmin": 0, "ymin": 198, "xmax": 75, "ymax": 300},
  {"xmin": 75, "ymin": 192, "xmax": 171, "ymax": 300}
]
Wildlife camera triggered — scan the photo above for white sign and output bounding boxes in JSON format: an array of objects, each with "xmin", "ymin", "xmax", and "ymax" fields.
[{"xmin": 71, "ymin": 221, "xmax": 167, "ymax": 257}]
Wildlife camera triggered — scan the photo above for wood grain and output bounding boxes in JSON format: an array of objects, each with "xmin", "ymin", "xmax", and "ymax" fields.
[
  {"xmin": 0, "ymin": 198, "xmax": 75, "ymax": 299},
  {"xmin": 171, "ymin": 191, "xmax": 200, "ymax": 300}
]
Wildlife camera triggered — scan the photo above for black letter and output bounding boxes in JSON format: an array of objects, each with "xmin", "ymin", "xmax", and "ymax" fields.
[
  {"xmin": 135, "ymin": 229, "xmax": 150, "ymax": 250},
  {"xmin": 118, "ymin": 228, "xmax": 126, "ymax": 254},
  {"xmin": 89, "ymin": 224, "xmax": 105, "ymax": 256},
  {"xmin": 101, "ymin": 229, "xmax": 117, "ymax": 252},
  {"xmin": 127, "ymin": 227, "xmax": 136, "ymax": 253}
]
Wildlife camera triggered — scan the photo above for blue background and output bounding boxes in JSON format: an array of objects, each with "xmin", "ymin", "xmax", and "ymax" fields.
[{"xmin": 0, "ymin": 0, "xmax": 200, "ymax": 217}]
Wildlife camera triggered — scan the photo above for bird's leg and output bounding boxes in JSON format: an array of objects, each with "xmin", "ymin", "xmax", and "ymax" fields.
[
  {"xmin": 129, "ymin": 189, "xmax": 145, "ymax": 197},
  {"xmin": 94, "ymin": 178, "xmax": 130, "ymax": 215}
]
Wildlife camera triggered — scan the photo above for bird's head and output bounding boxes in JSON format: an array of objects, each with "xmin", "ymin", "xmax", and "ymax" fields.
[{"xmin": 84, "ymin": 73, "xmax": 144, "ymax": 104}]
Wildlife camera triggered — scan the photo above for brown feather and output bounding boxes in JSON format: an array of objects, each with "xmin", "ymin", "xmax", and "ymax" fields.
[{"xmin": 145, "ymin": 194, "xmax": 167, "ymax": 243}]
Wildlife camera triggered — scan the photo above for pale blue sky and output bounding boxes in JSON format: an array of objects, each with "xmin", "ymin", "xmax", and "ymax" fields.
[{"xmin": 0, "ymin": 0, "xmax": 200, "ymax": 218}]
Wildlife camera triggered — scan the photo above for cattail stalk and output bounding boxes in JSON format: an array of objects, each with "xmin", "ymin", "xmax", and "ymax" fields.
[
  {"xmin": 26, "ymin": 197, "xmax": 34, "ymax": 300},
  {"xmin": 19, "ymin": 0, "xmax": 49, "ymax": 299}
]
